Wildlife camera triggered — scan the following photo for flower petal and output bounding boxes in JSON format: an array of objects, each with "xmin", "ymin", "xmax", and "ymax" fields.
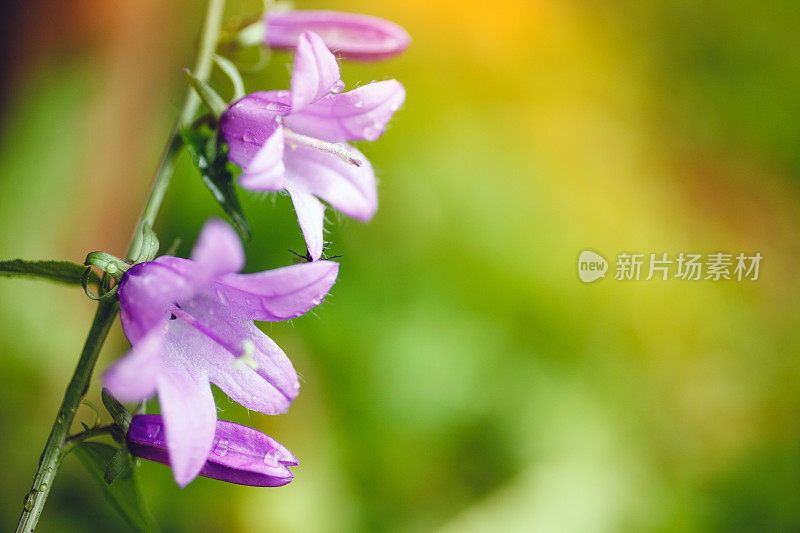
[
  {"xmin": 286, "ymin": 185, "xmax": 326, "ymax": 260},
  {"xmin": 284, "ymin": 143, "xmax": 377, "ymax": 222},
  {"xmin": 220, "ymin": 91, "xmax": 291, "ymax": 169},
  {"xmin": 156, "ymin": 349, "xmax": 216, "ymax": 487},
  {"xmin": 238, "ymin": 126, "xmax": 286, "ymax": 191},
  {"xmin": 202, "ymin": 420, "xmax": 297, "ymax": 486},
  {"xmin": 118, "ymin": 257, "xmax": 198, "ymax": 343},
  {"xmin": 190, "ymin": 219, "xmax": 245, "ymax": 277},
  {"xmin": 265, "ymin": 10, "xmax": 411, "ymax": 62},
  {"xmin": 103, "ymin": 321, "xmax": 166, "ymax": 403},
  {"xmin": 284, "ymin": 80, "xmax": 405, "ymax": 142},
  {"xmin": 204, "ymin": 325, "xmax": 299, "ymax": 415},
  {"xmin": 291, "ymin": 31, "xmax": 344, "ymax": 111},
  {"xmin": 171, "ymin": 296, "xmax": 300, "ymax": 414},
  {"xmin": 216, "ymin": 260, "xmax": 339, "ymax": 321}
]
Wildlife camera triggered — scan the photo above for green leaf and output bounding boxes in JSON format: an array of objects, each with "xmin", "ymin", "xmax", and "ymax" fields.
[
  {"xmin": 0, "ymin": 259, "xmax": 100, "ymax": 287},
  {"xmin": 102, "ymin": 389, "xmax": 132, "ymax": 431},
  {"xmin": 104, "ymin": 448, "xmax": 132, "ymax": 484},
  {"xmin": 181, "ymin": 125, "xmax": 251, "ymax": 239},
  {"xmin": 73, "ymin": 442, "xmax": 159, "ymax": 532},
  {"xmin": 184, "ymin": 68, "xmax": 228, "ymax": 120}
]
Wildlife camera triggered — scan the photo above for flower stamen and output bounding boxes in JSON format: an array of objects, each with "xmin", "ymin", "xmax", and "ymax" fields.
[{"xmin": 283, "ymin": 128, "xmax": 362, "ymax": 166}]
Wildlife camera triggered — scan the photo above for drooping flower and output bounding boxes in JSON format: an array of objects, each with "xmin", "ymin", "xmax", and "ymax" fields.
[
  {"xmin": 127, "ymin": 415, "xmax": 298, "ymax": 487},
  {"xmin": 265, "ymin": 10, "xmax": 410, "ymax": 61},
  {"xmin": 103, "ymin": 219, "xmax": 338, "ymax": 486},
  {"xmin": 220, "ymin": 31, "xmax": 405, "ymax": 260}
]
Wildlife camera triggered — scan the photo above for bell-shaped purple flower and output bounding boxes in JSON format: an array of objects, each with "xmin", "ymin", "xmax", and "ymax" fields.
[
  {"xmin": 265, "ymin": 10, "xmax": 410, "ymax": 61},
  {"xmin": 104, "ymin": 219, "xmax": 338, "ymax": 486},
  {"xmin": 127, "ymin": 415, "xmax": 298, "ymax": 487},
  {"xmin": 220, "ymin": 31, "xmax": 405, "ymax": 260}
]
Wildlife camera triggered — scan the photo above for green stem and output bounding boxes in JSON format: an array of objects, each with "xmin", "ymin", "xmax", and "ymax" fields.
[
  {"xmin": 63, "ymin": 425, "xmax": 118, "ymax": 453},
  {"xmin": 140, "ymin": 0, "xmax": 226, "ymax": 229},
  {"xmin": 15, "ymin": 1, "xmax": 226, "ymax": 531}
]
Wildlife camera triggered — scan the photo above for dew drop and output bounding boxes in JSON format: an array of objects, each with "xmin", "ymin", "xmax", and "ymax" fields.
[
  {"xmin": 23, "ymin": 491, "xmax": 36, "ymax": 511},
  {"xmin": 263, "ymin": 450, "xmax": 279, "ymax": 465},
  {"xmin": 354, "ymin": 101, "xmax": 364, "ymax": 108},
  {"xmin": 213, "ymin": 440, "xmax": 231, "ymax": 457},
  {"xmin": 216, "ymin": 289, "xmax": 228, "ymax": 305}
]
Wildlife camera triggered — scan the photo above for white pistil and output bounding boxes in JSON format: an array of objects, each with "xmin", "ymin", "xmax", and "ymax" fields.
[
  {"xmin": 232, "ymin": 339, "xmax": 259, "ymax": 371},
  {"xmin": 283, "ymin": 128, "xmax": 362, "ymax": 166}
]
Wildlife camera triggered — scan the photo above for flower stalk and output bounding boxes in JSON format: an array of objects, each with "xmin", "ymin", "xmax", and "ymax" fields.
[{"xmin": 15, "ymin": 0, "xmax": 226, "ymax": 530}]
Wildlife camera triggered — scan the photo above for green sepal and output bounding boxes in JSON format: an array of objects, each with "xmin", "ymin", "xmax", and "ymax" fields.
[
  {"xmin": 102, "ymin": 389, "xmax": 132, "ymax": 432},
  {"xmin": 0, "ymin": 259, "xmax": 100, "ymax": 287},
  {"xmin": 127, "ymin": 222, "xmax": 160, "ymax": 264},
  {"xmin": 184, "ymin": 68, "xmax": 228, "ymax": 120},
  {"xmin": 73, "ymin": 442, "xmax": 159, "ymax": 532},
  {"xmin": 181, "ymin": 125, "xmax": 251, "ymax": 239}
]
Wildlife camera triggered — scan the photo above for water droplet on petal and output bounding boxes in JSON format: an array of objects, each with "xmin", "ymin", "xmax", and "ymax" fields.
[
  {"xmin": 263, "ymin": 450, "xmax": 279, "ymax": 465},
  {"xmin": 216, "ymin": 289, "xmax": 228, "ymax": 305},
  {"xmin": 213, "ymin": 440, "xmax": 231, "ymax": 457},
  {"xmin": 354, "ymin": 101, "xmax": 364, "ymax": 108}
]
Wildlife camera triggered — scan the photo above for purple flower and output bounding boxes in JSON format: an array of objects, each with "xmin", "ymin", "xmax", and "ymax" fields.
[
  {"xmin": 220, "ymin": 31, "xmax": 405, "ymax": 260},
  {"xmin": 103, "ymin": 219, "xmax": 338, "ymax": 486},
  {"xmin": 127, "ymin": 415, "xmax": 298, "ymax": 487},
  {"xmin": 265, "ymin": 10, "xmax": 410, "ymax": 61}
]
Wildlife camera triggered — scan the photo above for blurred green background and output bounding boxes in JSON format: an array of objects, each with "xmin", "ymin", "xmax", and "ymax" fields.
[{"xmin": 2, "ymin": 0, "xmax": 800, "ymax": 531}]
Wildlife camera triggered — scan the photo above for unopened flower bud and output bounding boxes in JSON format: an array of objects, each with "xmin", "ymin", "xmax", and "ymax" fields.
[
  {"xmin": 127, "ymin": 415, "xmax": 298, "ymax": 487},
  {"xmin": 265, "ymin": 10, "xmax": 410, "ymax": 61}
]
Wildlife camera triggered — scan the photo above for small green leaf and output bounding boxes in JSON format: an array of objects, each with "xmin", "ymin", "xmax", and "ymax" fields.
[
  {"xmin": 182, "ymin": 125, "xmax": 251, "ymax": 239},
  {"xmin": 73, "ymin": 442, "xmax": 159, "ymax": 532},
  {"xmin": 0, "ymin": 259, "xmax": 100, "ymax": 287},
  {"xmin": 184, "ymin": 68, "xmax": 228, "ymax": 120},
  {"xmin": 104, "ymin": 448, "xmax": 132, "ymax": 484},
  {"xmin": 102, "ymin": 389, "xmax": 132, "ymax": 431}
]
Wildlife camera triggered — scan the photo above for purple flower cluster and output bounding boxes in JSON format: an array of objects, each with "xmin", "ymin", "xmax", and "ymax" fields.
[
  {"xmin": 104, "ymin": 8, "xmax": 406, "ymax": 488},
  {"xmin": 221, "ymin": 31, "xmax": 405, "ymax": 259}
]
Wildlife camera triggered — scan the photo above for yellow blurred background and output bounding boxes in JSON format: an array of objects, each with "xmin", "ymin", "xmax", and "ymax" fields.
[{"xmin": 1, "ymin": 0, "xmax": 799, "ymax": 531}]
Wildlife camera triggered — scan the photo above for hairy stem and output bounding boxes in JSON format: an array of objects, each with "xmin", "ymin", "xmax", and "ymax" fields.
[{"xmin": 15, "ymin": 1, "xmax": 226, "ymax": 530}]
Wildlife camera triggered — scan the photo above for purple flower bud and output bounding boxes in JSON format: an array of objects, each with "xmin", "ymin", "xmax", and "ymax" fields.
[
  {"xmin": 265, "ymin": 10, "xmax": 410, "ymax": 61},
  {"xmin": 127, "ymin": 415, "xmax": 298, "ymax": 487}
]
